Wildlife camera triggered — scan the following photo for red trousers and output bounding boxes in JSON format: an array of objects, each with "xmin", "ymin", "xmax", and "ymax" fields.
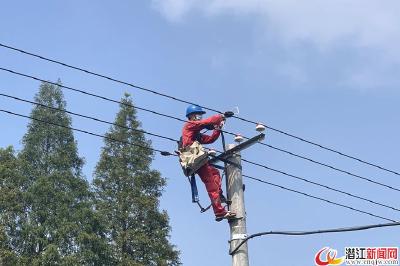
[{"xmin": 197, "ymin": 162, "xmax": 226, "ymax": 216}]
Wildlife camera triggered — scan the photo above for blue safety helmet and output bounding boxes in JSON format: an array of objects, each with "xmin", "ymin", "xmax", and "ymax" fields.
[{"xmin": 186, "ymin": 105, "xmax": 206, "ymax": 118}]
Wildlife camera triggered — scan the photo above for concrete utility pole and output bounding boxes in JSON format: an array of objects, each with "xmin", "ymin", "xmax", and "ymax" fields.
[
  {"xmin": 226, "ymin": 143, "xmax": 249, "ymax": 266},
  {"xmin": 208, "ymin": 133, "xmax": 264, "ymax": 266}
]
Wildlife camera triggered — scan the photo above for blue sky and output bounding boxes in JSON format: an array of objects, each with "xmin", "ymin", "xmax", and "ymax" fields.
[{"xmin": 1, "ymin": 1, "xmax": 399, "ymax": 265}]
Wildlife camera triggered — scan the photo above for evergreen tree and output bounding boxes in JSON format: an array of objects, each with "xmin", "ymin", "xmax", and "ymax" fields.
[
  {"xmin": 17, "ymin": 82, "xmax": 111, "ymax": 265},
  {"xmin": 93, "ymin": 94, "xmax": 180, "ymax": 266},
  {"xmin": 0, "ymin": 147, "xmax": 22, "ymax": 265}
]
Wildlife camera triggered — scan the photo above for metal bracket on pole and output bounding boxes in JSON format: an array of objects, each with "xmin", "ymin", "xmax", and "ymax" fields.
[
  {"xmin": 209, "ymin": 156, "xmax": 242, "ymax": 170},
  {"xmin": 230, "ymin": 234, "xmax": 248, "ymax": 241}
]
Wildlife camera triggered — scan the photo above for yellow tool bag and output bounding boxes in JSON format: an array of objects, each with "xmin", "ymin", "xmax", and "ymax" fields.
[{"xmin": 178, "ymin": 141, "xmax": 209, "ymax": 177}]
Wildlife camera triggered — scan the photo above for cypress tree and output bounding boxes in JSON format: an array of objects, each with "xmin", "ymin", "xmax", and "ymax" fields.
[
  {"xmin": 93, "ymin": 94, "xmax": 180, "ymax": 266},
  {"xmin": 17, "ymin": 81, "xmax": 110, "ymax": 265}
]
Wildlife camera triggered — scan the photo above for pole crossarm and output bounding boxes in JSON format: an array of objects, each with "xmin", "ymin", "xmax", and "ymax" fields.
[
  {"xmin": 209, "ymin": 133, "xmax": 265, "ymax": 165},
  {"xmin": 209, "ymin": 156, "xmax": 242, "ymax": 170}
]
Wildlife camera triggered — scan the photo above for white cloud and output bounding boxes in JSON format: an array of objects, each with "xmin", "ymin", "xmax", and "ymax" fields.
[
  {"xmin": 151, "ymin": 0, "xmax": 197, "ymax": 22},
  {"xmin": 152, "ymin": 0, "xmax": 400, "ymax": 55},
  {"xmin": 152, "ymin": 0, "xmax": 400, "ymax": 90}
]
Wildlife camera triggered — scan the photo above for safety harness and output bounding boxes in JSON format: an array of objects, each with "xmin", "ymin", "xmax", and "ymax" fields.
[
  {"xmin": 177, "ymin": 129, "xmax": 230, "ymax": 213},
  {"xmin": 176, "ymin": 132, "xmax": 211, "ymax": 212},
  {"xmin": 178, "ymin": 140, "xmax": 208, "ymax": 177}
]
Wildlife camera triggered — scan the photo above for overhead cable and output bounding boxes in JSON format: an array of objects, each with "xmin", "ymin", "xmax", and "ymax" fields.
[
  {"xmin": 243, "ymin": 174, "xmax": 397, "ymax": 223},
  {"xmin": 230, "ymin": 221, "xmax": 400, "ymax": 255},
  {"xmin": 241, "ymin": 158, "xmax": 400, "ymax": 194},
  {"xmin": 0, "ymin": 92, "xmax": 178, "ymax": 143},
  {"xmin": 1, "ymin": 67, "xmax": 397, "ymax": 192},
  {"xmin": 0, "ymin": 109, "xmax": 176, "ymax": 157},
  {"xmin": 1, "ymin": 108, "xmax": 396, "ymax": 224},
  {"xmin": 1, "ymin": 42, "xmax": 399, "ymax": 176}
]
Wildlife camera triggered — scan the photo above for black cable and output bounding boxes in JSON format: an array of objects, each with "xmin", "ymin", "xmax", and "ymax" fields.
[
  {"xmin": 241, "ymin": 158, "xmax": 400, "ymax": 208},
  {"xmin": 243, "ymin": 174, "xmax": 397, "ymax": 223},
  {"xmin": 2, "ymin": 76, "xmax": 399, "ymax": 213},
  {"xmin": 0, "ymin": 67, "xmax": 192, "ymax": 125},
  {"xmin": 1, "ymin": 42, "xmax": 399, "ymax": 177},
  {"xmin": 1, "ymin": 67, "xmax": 397, "ymax": 193},
  {"xmin": 4, "ymin": 83, "xmax": 399, "ymax": 212},
  {"xmin": 0, "ymin": 109, "xmax": 177, "ymax": 157},
  {"xmin": 0, "ymin": 43, "xmax": 222, "ymax": 113},
  {"xmin": 2, "ymin": 70, "xmax": 400, "ymax": 216},
  {"xmin": 0, "ymin": 67, "xmax": 239, "ymax": 140},
  {"xmin": 5, "ymin": 91, "xmax": 399, "ymax": 214},
  {"xmin": 0, "ymin": 92, "xmax": 179, "ymax": 143},
  {"xmin": 0, "ymin": 91, "xmax": 225, "ymax": 157},
  {"xmin": 258, "ymin": 142, "xmax": 398, "ymax": 192},
  {"xmin": 2, "ymin": 107, "xmax": 397, "ymax": 223},
  {"xmin": 229, "ymin": 222, "xmax": 400, "ymax": 255},
  {"xmin": 257, "ymin": 123, "xmax": 400, "ymax": 177}
]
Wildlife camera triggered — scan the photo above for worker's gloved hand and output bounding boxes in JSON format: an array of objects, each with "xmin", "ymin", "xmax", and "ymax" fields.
[{"xmin": 224, "ymin": 111, "xmax": 235, "ymax": 118}]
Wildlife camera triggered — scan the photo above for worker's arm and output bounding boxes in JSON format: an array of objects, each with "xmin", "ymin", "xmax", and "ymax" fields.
[
  {"xmin": 199, "ymin": 129, "xmax": 221, "ymax": 144},
  {"xmin": 185, "ymin": 114, "xmax": 224, "ymax": 131}
]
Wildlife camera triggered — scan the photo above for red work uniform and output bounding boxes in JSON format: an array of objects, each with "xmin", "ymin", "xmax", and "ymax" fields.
[{"xmin": 182, "ymin": 114, "xmax": 226, "ymax": 216}]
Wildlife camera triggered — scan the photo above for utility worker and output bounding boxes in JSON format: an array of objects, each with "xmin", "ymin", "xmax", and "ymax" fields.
[{"xmin": 181, "ymin": 105, "xmax": 236, "ymax": 221}]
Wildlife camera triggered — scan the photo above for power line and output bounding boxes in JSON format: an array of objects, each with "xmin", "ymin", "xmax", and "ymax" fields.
[
  {"xmin": 3, "ymin": 69, "xmax": 400, "ymax": 224},
  {"xmin": 256, "ymin": 142, "xmax": 398, "ymax": 192},
  {"xmin": 240, "ymin": 161, "xmax": 400, "ymax": 214},
  {"xmin": 3, "ymin": 70, "xmax": 400, "ymax": 214},
  {"xmin": 2, "ymin": 107, "xmax": 397, "ymax": 224},
  {"xmin": 241, "ymin": 157, "xmax": 400, "ymax": 196},
  {"xmin": 1, "ymin": 42, "xmax": 399, "ymax": 176},
  {"xmin": 0, "ymin": 92, "xmax": 179, "ymax": 143},
  {"xmin": 0, "ymin": 43, "xmax": 221, "ymax": 114},
  {"xmin": 230, "ymin": 222, "xmax": 400, "ymax": 255},
  {"xmin": 0, "ymin": 66, "xmax": 238, "ymax": 139},
  {"xmin": 0, "ymin": 67, "xmax": 191, "ymax": 125},
  {"xmin": 0, "ymin": 109, "xmax": 177, "ymax": 157},
  {"xmin": 243, "ymin": 174, "xmax": 398, "ymax": 223},
  {"xmin": 0, "ymin": 92, "xmax": 234, "ymax": 161},
  {"xmin": 1, "ymin": 67, "xmax": 398, "ymax": 193},
  {"xmin": 243, "ymin": 175, "xmax": 398, "ymax": 223},
  {"xmin": 3, "ymin": 83, "xmax": 399, "ymax": 209}
]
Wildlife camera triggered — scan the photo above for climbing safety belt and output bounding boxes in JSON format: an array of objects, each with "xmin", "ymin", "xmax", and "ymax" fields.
[{"xmin": 188, "ymin": 174, "xmax": 212, "ymax": 213}]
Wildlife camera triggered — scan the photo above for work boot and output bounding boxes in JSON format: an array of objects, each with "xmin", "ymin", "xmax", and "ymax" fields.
[{"xmin": 215, "ymin": 211, "xmax": 236, "ymax": 222}]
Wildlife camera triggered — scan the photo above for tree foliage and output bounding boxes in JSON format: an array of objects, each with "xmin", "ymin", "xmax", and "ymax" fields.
[
  {"xmin": 0, "ymin": 84, "xmax": 180, "ymax": 265},
  {"xmin": 0, "ymin": 147, "xmax": 21, "ymax": 266},
  {"xmin": 93, "ymin": 94, "xmax": 180, "ymax": 266},
  {"xmin": 15, "ymin": 82, "xmax": 110, "ymax": 265}
]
